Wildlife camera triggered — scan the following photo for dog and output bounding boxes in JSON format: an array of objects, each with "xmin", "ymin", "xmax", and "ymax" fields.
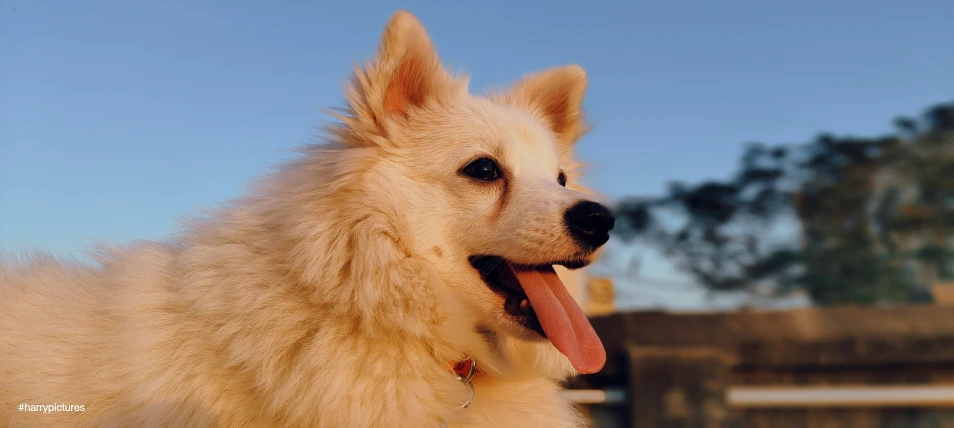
[{"xmin": 0, "ymin": 11, "xmax": 614, "ymax": 427}]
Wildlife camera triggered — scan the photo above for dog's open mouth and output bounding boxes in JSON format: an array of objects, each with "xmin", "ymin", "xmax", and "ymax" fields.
[{"xmin": 468, "ymin": 255, "xmax": 606, "ymax": 374}]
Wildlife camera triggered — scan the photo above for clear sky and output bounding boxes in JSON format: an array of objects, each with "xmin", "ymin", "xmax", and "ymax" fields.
[{"xmin": 2, "ymin": 1, "xmax": 952, "ymax": 308}]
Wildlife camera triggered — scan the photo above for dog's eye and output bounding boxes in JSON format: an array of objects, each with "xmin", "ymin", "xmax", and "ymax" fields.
[
  {"xmin": 462, "ymin": 158, "xmax": 500, "ymax": 181},
  {"xmin": 558, "ymin": 172, "xmax": 567, "ymax": 187}
]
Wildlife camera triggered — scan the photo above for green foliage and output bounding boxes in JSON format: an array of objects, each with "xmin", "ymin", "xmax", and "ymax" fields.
[{"xmin": 614, "ymin": 101, "xmax": 954, "ymax": 306}]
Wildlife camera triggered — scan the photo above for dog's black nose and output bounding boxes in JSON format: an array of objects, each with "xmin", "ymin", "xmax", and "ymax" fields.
[{"xmin": 564, "ymin": 201, "xmax": 615, "ymax": 250}]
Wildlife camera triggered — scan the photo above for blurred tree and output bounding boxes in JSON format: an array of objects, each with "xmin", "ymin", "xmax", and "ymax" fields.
[{"xmin": 614, "ymin": 101, "xmax": 954, "ymax": 306}]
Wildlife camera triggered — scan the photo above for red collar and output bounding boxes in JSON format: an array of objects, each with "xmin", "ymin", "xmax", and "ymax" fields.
[{"xmin": 451, "ymin": 358, "xmax": 478, "ymax": 381}]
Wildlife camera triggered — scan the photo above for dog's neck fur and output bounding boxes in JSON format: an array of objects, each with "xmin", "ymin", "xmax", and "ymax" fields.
[{"xmin": 256, "ymin": 144, "xmax": 475, "ymax": 345}]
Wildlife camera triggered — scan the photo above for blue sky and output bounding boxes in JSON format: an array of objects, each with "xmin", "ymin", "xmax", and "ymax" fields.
[{"xmin": 2, "ymin": 1, "xmax": 952, "ymax": 307}]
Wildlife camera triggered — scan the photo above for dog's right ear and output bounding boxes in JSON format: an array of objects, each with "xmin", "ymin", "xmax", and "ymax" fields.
[{"xmin": 340, "ymin": 11, "xmax": 458, "ymax": 142}]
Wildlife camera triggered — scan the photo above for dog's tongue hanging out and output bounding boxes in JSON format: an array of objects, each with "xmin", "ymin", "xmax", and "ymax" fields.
[{"xmin": 510, "ymin": 264, "xmax": 606, "ymax": 374}]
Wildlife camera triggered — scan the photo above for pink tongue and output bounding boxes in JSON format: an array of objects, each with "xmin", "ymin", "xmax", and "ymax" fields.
[{"xmin": 510, "ymin": 265, "xmax": 606, "ymax": 374}]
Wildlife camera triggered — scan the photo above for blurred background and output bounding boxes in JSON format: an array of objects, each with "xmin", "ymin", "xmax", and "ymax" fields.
[{"xmin": 2, "ymin": 1, "xmax": 953, "ymax": 427}]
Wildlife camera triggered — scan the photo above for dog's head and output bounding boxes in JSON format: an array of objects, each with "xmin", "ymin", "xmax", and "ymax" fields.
[{"xmin": 334, "ymin": 11, "xmax": 613, "ymax": 374}]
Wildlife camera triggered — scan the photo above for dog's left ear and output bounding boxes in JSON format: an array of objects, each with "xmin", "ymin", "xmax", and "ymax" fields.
[
  {"xmin": 343, "ymin": 11, "xmax": 459, "ymax": 141},
  {"xmin": 497, "ymin": 65, "xmax": 590, "ymax": 146}
]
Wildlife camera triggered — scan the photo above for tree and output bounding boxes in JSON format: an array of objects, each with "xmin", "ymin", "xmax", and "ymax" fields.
[{"xmin": 613, "ymin": 102, "xmax": 954, "ymax": 306}]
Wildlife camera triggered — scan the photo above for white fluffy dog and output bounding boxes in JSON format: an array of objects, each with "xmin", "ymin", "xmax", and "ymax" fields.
[{"xmin": 1, "ymin": 11, "xmax": 615, "ymax": 427}]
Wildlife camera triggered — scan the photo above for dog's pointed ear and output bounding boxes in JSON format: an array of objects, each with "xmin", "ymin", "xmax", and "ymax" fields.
[
  {"xmin": 334, "ymin": 11, "xmax": 461, "ymax": 145},
  {"xmin": 498, "ymin": 65, "xmax": 590, "ymax": 146},
  {"xmin": 357, "ymin": 12, "xmax": 456, "ymax": 124}
]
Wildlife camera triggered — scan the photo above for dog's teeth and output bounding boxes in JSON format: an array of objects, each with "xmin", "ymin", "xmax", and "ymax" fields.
[{"xmin": 519, "ymin": 299, "xmax": 530, "ymax": 312}]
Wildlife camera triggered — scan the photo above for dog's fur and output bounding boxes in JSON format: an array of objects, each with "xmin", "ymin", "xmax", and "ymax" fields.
[{"xmin": 1, "ymin": 11, "xmax": 607, "ymax": 427}]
